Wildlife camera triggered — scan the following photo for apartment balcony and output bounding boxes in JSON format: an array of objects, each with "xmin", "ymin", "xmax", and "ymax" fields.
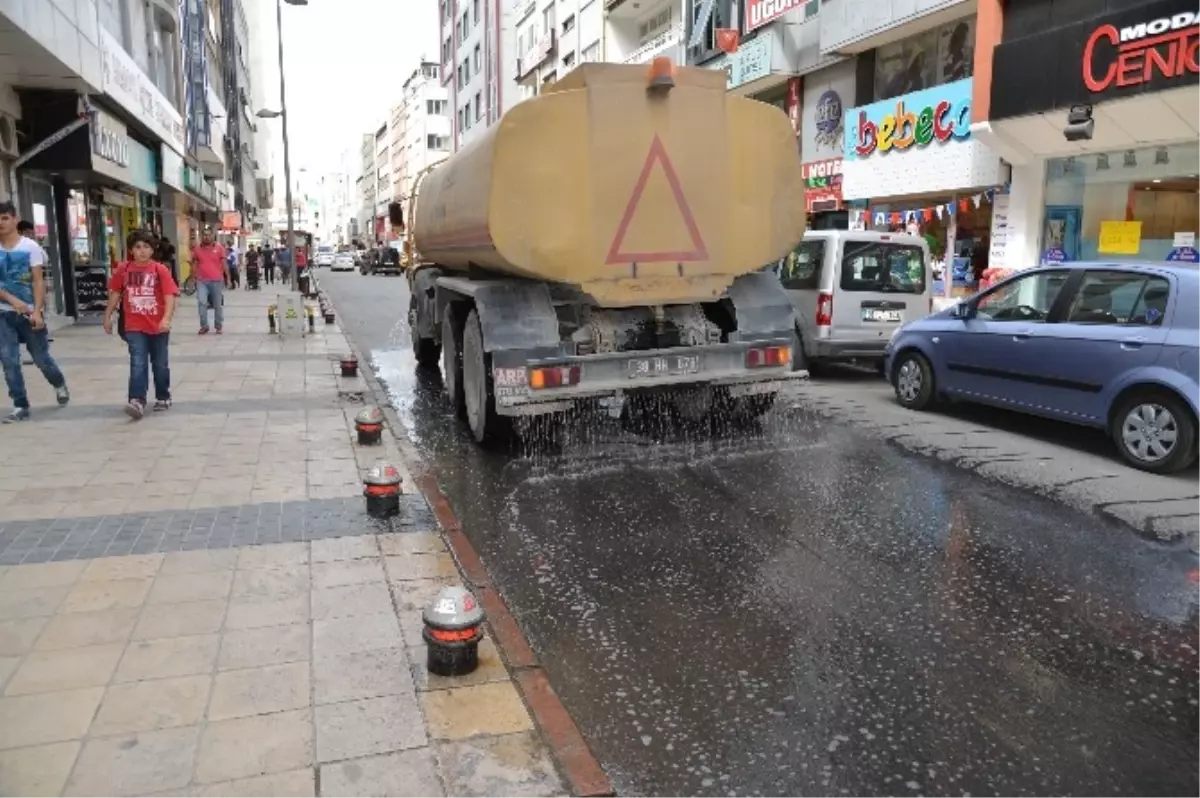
[{"xmin": 622, "ymin": 22, "xmax": 684, "ymax": 65}]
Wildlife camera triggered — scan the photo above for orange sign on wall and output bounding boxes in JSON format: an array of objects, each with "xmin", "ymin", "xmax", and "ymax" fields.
[{"xmin": 220, "ymin": 211, "xmax": 242, "ymax": 231}]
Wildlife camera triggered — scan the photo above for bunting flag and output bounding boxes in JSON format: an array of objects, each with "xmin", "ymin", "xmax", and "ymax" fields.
[{"xmin": 859, "ymin": 192, "xmax": 993, "ymax": 228}]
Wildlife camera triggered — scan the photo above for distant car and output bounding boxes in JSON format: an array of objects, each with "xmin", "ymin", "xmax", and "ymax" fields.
[
  {"xmin": 331, "ymin": 253, "xmax": 355, "ymax": 272},
  {"xmin": 772, "ymin": 230, "xmax": 932, "ymax": 373},
  {"xmin": 314, "ymin": 246, "xmax": 335, "ymax": 267},
  {"xmin": 886, "ymin": 262, "xmax": 1199, "ymax": 473}
]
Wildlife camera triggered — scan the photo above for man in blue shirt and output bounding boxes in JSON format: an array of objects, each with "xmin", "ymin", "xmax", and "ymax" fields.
[{"xmin": 0, "ymin": 202, "xmax": 68, "ymax": 422}]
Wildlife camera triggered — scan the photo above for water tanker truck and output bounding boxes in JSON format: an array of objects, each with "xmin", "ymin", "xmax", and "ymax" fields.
[{"xmin": 405, "ymin": 59, "xmax": 807, "ymax": 443}]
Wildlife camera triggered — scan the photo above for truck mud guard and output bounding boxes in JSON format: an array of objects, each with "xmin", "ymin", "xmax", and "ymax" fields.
[
  {"xmin": 435, "ymin": 277, "xmax": 560, "ymax": 354},
  {"xmin": 411, "ymin": 267, "xmax": 442, "ymax": 341},
  {"xmin": 726, "ymin": 272, "xmax": 797, "ymax": 340}
]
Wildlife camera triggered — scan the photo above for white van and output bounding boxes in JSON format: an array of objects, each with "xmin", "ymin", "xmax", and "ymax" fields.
[{"xmin": 772, "ymin": 230, "xmax": 932, "ymax": 371}]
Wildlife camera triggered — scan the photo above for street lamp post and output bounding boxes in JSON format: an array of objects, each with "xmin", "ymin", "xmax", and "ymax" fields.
[{"xmin": 258, "ymin": 0, "xmax": 307, "ymax": 292}]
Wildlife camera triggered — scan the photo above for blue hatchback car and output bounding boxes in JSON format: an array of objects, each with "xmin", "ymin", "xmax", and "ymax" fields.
[{"xmin": 885, "ymin": 262, "xmax": 1199, "ymax": 473}]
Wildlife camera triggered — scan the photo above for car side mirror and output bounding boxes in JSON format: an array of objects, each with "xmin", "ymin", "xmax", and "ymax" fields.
[{"xmin": 950, "ymin": 303, "xmax": 974, "ymax": 320}]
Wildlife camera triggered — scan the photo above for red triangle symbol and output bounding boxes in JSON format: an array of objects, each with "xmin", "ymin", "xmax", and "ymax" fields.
[{"xmin": 605, "ymin": 135, "xmax": 709, "ymax": 265}]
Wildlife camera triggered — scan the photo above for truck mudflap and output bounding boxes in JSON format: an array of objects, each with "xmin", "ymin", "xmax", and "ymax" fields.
[{"xmin": 488, "ymin": 339, "xmax": 806, "ymax": 416}]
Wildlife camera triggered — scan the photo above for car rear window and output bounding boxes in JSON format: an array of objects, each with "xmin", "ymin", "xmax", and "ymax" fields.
[
  {"xmin": 839, "ymin": 242, "xmax": 926, "ymax": 294},
  {"xmin": 776, "ymin": 240, "xmax": 824, "ymax": 290}
]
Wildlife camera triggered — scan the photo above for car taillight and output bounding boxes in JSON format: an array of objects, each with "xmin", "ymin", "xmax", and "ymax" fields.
[
  {"xmin": 529, "ymin": 365, "xmax": 581, "ymax": 390},
  {"xmin": 746, "ymin": 345, "xmax": 791, "ymax": 368},
  {"xmin": 816, "ymin": 291, "xmax": 833, "ymax": 327}
]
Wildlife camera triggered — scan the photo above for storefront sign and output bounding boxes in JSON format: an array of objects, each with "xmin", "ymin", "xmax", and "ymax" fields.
[
  {"xmin": 801, "ymin": 158, "xmax": 843, "ymax": 212},
  {"xmin": 846, "ymin": 78, "xmax": 972, "ymax": 159},
  {"xmin": 221, "ymin": 211, "xmax": 242, "ymax": 232},
  {"xmin": 703, "ymin": 34, "xmax": 773, "ymax": 90},
  {"xmin": 99, "ymin": 28, "xmax": 186, "ymax": 156},
  {"xmin": 160, "ymin": 145, "xmax": 185, "ymax": 192},
  {"xmin": 988, "ymin": 191, "xmax": 1012, "ymax": 270},
  {"xmin": 801, "ymin": 59, "xmax": 855, "ymax": 165},
  {"xmin": 92, "ymin": 119, "xmax": 129, "ymax": 167},
  {"xmin": 1097, "ymin": 220, "xmax": 1142, "ymax": 254},
  {"xmin": 1083, "ymin": 10, "xmax": 1198, "ymax": 92},
  {"xmin": 126, "ymin": 140, "xmax": 158, "ymax": 195},
  {"xmin": 991, "ymin": 0, "xmax": 1200, "ymax": 120},
  {"xmin": 744, "ymin": 0, "xmax": 814, "ymax": 33},
  {"xmin": 101, "ymin": 188, "xmax": 137, "ymax": 208}
]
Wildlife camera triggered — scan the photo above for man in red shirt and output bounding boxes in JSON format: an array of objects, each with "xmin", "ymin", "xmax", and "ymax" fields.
[
  {"xmin": 191, "ymin": 229, "xmax": 228, "ymax": 333},
  {"xmin": 102, "ymin": 230, "xmax": 179, "ymax": 418}
]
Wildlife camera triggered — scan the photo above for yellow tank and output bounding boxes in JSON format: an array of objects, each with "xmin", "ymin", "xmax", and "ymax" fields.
[{"xmin": 413, "ymin": 62, "xmax": 806, "ymax": 308}]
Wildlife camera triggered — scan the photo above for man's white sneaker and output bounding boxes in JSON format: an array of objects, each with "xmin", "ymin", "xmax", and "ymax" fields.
[
  {"xmin": 55, "ymin": 385, "xmax": 70, "ymax": 406},
  {"xmin": 2, "ymin": 407, "xmax": 30, "ymax": 423}
]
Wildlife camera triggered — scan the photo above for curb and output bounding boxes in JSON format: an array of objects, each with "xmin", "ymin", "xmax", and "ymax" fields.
[{"xmin": 324, "ymin": 281, "xmax": 615, "ymax": 798}]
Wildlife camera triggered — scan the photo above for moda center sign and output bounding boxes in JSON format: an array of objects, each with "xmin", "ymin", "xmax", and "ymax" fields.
[
  {"xmin": 989, "ymin": 0, "xmax": 1199, "ymax": 120},
  {"xmin": 1083, "ymin": 10, "xmax": 1198, "ymax": 92}
]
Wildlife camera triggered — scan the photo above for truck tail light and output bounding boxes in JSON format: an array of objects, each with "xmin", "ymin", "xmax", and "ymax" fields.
[
  {"xmin": 816, "ymin": 291, "xmax": 833, "ymax": 328},
  {"xmin": 746, "ymin": 345, "xmax": 791, "ymax": 368},
  {"xmin": 529, "ymin": 365, "xmax": 581, "ymax": 390}
]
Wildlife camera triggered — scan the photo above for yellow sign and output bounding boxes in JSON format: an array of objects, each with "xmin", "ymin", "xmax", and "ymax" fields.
[
  {"xmin": 122, "ymin": 207, "xmax": 139, "ymax": 232},
  {"xmin": 1098, "ymin": 220, "xmax": 1142, "ymax": 255}
]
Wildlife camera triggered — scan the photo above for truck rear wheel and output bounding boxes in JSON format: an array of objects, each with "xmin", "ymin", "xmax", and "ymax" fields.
[
  {"xmin": 441, "ymin": 307, "xmax": 466, "ymax": 419},
  {"xmin": 409, "ymin": 297, "xmax": 440, "ymax": 369},
  {"xmin": 462, "ymin": 309, "xmax": 510, "ymax": 443}
]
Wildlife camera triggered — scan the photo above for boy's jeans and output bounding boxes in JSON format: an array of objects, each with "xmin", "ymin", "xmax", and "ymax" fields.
[
  {"xmin": 0, "ymin": 310, "xmax": 66, "ymax": 409},
  {"xmin": 196, "ymin": 280, "xmax": 224, "ymax": 329},
  {"xmin": 125, "ymin": 331, "xmax": 171, "ymax": 403}
]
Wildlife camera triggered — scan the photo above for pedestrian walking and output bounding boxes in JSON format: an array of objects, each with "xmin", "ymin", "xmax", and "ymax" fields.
[
  {"xmin": 0, "ymin": 202, "xmax": 69, "ymax": 422},
  {"xmin": 192, "ymin": 230, "xmax": 228, "ymax": 334},
  {"xmin": 226, "ymin": 243, "xmax": 241, "ymax": 290},
  {"xmin": 263, "ymin": 245, "xmax": 276, "ymax": 285},
  {"xmin": 102, "ymin": 229, "xmax": 179, "ymax": 419},
  {"xmin": 277, "ymin": 245, "xmax": 292, "ymax": 285}
]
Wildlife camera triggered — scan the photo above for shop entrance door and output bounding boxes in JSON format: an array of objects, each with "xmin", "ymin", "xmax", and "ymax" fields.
[{"xmin": 20, "ymin": 176, "xmax": 65, "ymax": 316}]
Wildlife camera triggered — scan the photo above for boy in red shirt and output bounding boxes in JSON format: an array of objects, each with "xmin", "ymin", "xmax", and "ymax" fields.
[{"xmin": 102, "ymin": 230, "xmax": 180, "ymax": 419}]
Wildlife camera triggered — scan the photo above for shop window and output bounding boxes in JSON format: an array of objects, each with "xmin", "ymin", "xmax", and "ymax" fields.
[
  {"xmin": 1065, "ymin": 271, "xmax": 1170, "ymax": 327},
  {"xmin": 975, "ymin": 269, "xmax": 1069, "ymax": 322},
  {"xmin": 840, "ymin": 241, "xmax": 926, "ymax": 294},
  {"xmin": 1043, "ymin": 143, "xmax": 1200, "ymax": 263},
  {"xmin": 873, "ymin": 17, "xmax": 974, "ymax": 101},
  {"xmin": 777, "ymin": 240, "xmax": 824, "ymax": 290}
]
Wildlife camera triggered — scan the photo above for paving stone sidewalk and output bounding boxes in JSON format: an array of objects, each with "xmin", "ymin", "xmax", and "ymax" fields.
[{"xmin": 0, "ymin": 287, "xmax": 563, "ymax": 797}]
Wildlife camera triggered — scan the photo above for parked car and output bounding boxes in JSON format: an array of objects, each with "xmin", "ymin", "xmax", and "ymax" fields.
[
  {"xmin": 314, "ymin": 245, "xmax": 335, "ymax": 267},
  {"xmin": 331, "ymin": 253, "xmax": 355, "ymax": 272},
  {"xmin": 772, "ymin": 230, "xmax": 932, "ymax": 372},
  {"xmin": 885, "ymin": 262, "xmax": 1199, "ymax": 473}
]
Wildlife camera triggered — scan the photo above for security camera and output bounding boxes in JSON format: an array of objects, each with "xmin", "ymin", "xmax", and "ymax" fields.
[{"xmin": 1063, "ymin": 105, "xmax": 1094, "ymax": 142}]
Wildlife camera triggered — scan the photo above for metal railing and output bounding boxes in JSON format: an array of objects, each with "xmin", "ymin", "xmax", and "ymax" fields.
[{"xmin": 621, "ymin": 23, "xmax": 684, "ymax": 64}]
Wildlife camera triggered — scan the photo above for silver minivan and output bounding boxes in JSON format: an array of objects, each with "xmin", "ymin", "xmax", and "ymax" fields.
[{"xmin": 773, "ymin": 230, "xmax": 932, "ymax": 371}]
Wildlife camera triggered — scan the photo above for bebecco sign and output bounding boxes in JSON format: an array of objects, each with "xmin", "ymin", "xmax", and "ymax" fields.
[{"xmin": 1083, "ymin": 10, "xmax": 1198, "ymax": 92}]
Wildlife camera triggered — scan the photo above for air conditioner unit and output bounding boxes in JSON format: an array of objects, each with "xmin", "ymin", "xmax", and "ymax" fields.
[{"xmin": 0, "ymin": 114, "xmax": 18, "ymax": 159}]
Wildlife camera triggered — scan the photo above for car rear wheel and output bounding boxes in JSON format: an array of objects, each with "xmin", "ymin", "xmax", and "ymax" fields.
[
  {"xmin": 1112, "ymin": 390, "xmax": 1196, "ymax": 474},
  {"xmin": 893, "ymin": 351, "xmax": 935, "ymax": 410}
]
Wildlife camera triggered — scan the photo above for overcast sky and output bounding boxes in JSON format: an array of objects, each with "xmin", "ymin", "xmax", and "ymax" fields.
[{"xmin": 272, "ymin": 0, "xmax": 438, "ymax": 174}]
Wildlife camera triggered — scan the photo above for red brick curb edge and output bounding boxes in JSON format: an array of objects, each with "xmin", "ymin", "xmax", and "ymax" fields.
[{"xmin": 322, "ymin": 287, "xmax": 614, "ymax": 797}]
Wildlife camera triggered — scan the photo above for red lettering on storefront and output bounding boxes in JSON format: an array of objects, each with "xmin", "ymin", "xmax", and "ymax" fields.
[
  {"xmin": 931, "ymin": 101, "xmax": 954, "ymax": 141},
  {"xmin": 1084, "ymin": 22, "xmax": 1199, "ymax": 92}
]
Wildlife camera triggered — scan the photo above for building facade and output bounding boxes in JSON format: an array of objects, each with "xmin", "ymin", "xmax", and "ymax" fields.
[
  {"xmin": 514, "ymin": 0, "xmax": 603, "ymax": 100},
  {"xmin": 392, "ymin": 62, "xmax": 451, "ymax": 209},
  {"xmin": 440, "ymin": 0, "xmax": 518, "ymax": 151},
  {"xmin": 604, "ymin": 0, "xmax": 686, "ymax": 66}
]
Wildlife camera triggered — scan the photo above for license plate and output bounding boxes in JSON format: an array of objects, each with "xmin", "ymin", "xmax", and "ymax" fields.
[
  {"xmin": 862, "ymin": 308, "xmax": 902, "ymax": 323},
  {"xmin": 626, "ymin": 355, "xmax": 701, "ymax": 378}
]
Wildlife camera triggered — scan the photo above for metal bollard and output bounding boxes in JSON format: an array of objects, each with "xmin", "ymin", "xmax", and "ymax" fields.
[
  {"xmin": 340, "ymin": 356, "xmax": 359, "ymax": 378},
  {"xmin": 423, "ymin": 586, "xmax": 485, "ymax": 676},
  {"xmin": 362, "ymin": 461, "xmax": 403, "ymax": 518},
  {"xmin": 354, "ymin": 406, "xmax": 384, "ymax": 445},
  {"xmin": 267, "ymin": 305, "xmax": 277, "ymax": 334}
]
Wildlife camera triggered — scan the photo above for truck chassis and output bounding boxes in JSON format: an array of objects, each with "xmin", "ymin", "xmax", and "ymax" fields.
[{"xmin": 407, "ymin": 265, "xmax": 806, "ymax": 443}]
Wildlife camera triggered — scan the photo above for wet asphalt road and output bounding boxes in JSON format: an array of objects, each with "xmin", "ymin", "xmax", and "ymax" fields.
[{"xmin": 319, "ymin": 270, "xmax": 1199, "ymax": 797}]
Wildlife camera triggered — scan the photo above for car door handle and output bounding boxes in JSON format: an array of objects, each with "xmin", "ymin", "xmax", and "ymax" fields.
[
  {"xmin": 1121, "ymin": 337, "xmax": 1146, "ymax": 350},
  {"xmin": 1011, "ymin": 333, "xmax": 1032, "ymax": 342}
]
